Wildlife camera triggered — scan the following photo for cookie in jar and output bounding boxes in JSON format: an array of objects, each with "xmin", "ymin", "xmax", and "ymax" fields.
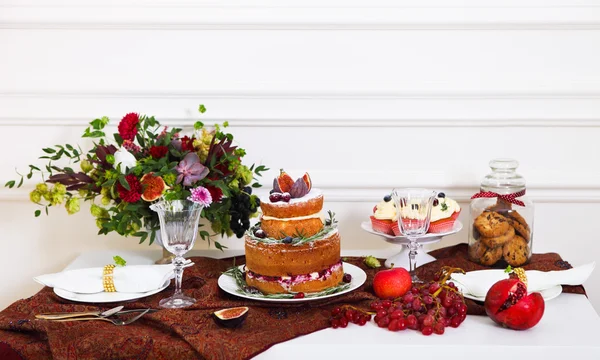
[{"xmin": 468, "ymin": 159, "xmax": 534, "ymax": 267}]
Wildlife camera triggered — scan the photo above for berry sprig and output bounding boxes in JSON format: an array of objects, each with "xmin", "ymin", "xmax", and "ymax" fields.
[{"xmin": 330, "ymin": 305, "xmax": 374, "ymax": 328}]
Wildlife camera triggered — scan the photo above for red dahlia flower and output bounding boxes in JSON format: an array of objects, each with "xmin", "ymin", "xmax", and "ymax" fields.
[
  {"xmin": 206, "ymin": 186, "xmax": 223, "ymax": 203},
  {"xmin": 181, "ymin": 136, "xmax": 195, "ymax": 152},
  {"xmin": 149, "ymin": 145, "xmax": 169, "ymax": 159},
  {"xmin": 118, "ymin": 113, "xmax": 140, "ymax": 141},
  {"xmin": 117, "ymin": 174, "xmax": 142, "ymax": 203}
]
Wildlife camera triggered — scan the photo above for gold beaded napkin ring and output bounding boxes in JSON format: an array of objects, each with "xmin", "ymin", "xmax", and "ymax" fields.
[{"xmin": 102, "ymin": 264, "xmax": 117, "ymax": 292}]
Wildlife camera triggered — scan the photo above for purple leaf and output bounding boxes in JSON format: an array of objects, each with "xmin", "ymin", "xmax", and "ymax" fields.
[{"xmin": 289, "ymin": 178, "xmax": 309, "ymax": 198}]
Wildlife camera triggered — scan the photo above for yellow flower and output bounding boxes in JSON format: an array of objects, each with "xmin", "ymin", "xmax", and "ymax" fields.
[
  {"xmin": 101, "ymin": 196, "xmax": 111, "ymax": 206},
  {"xmin": 29, "ymin": 190, "xmax": 42, "ymax": 203},
  {"xmin": 35, "ymin": 183, "xmax": 48, "ymax": 194},
  {"xmin": 52, "ymin": 183, "xmax": 67, "ymax": 195},
  {"xmin": 65, "ymin": 197, "xmax": 80, "ymax": 215},
  {"xmin": 80, "ymin": 159, "xmax": 94, "ymax": 173},
  {"xmin": 237, "ymin": 165, "xmax": 253, "ymax": 185},
  {"xmin": 162, "ymin": 173, "xmax": 177, "ymax": 186},
  {"xmin": 90, "ymin": 204, "xmax": 108, "ymax": 218},
  {"xmin": 50, "ymin": 193, "xmax": 64, "ymax": 206},
  {"xmin": 96, "ymin": 219, "xmax": 105, "ymax": 229}
]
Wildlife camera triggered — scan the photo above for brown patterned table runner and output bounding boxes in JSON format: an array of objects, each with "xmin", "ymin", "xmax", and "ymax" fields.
[{"xmin": 0, "ymin": 244, "xmax": 585, "ymax": 359}]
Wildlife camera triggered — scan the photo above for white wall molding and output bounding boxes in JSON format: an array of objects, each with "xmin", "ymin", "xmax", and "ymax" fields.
[
  {"xmin": 3, "ymin": 118, "xmax": 600, "ymax": 128},
  {"xmin": 2, "ymin": 92, "xmax": 599, "ymax": 127},
  {"xmin": 3, "ymin": 1, "xmax": 600, "ymax": 30}
]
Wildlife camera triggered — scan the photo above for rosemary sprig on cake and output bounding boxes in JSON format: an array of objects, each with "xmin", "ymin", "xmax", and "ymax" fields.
[{"xmin": 223, "ymin": 265, "xmax": 350, "ymax": 299}]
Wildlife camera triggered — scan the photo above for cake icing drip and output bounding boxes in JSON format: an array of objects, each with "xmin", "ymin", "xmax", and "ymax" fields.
[{"xmin": 245, "ymin": 261, "xmax": 342, "ymax": 291}]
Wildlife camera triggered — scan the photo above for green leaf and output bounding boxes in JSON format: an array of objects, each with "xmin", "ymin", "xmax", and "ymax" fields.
[
  {"xmin": 198, "ymin": 104, "xmax": 206, "ymax": 113},
  {"xmin": 34, "ymin": 209, "xmax": 41, "ymax": 217},
  {"xmin": 17, "ymin": 177, "xmax": 24, "ymax": 188},
  {"xmin": 90, "ymin": 119, "xmax": 106, "ymax": 130},
  {"xmin": 4, "ymin": 180, "xmax": 15, "ymax": 188},
  {"xmin": 113, "ymin": 255, "xmax": 127, "ymax": 267},
  {"xmin": 82, "ymin": 130, "xmax": 105, "ymax": 138},
  {"xmin": 214, "ymin": 241, "xmax": 228, "ymax": 251},
  {"xmin": 149, "ymin": 230, "xmax": 156, "ymax": 245},
  {"xmin": 114, "ymin": 133, "xmax": 123, "ymax": 146},
  {"xmin": 42, "ymin": 148, "xmax": 56, "ymax": 154},
  {"xmin": 118, "ymin": 176, "xmax": 130, "ymax": 190},
  {"xmin": 194, "ymin": 121, "xmax": 204, "ymax": 130},
  {"xmin": 66, "ymin": 144, "xmax": 74, "ymax": 151}
]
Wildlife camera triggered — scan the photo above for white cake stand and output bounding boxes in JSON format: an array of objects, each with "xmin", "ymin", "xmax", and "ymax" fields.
[{"xmin": 360, "ymin": 221, "xmax": 463, "ymax": 269}]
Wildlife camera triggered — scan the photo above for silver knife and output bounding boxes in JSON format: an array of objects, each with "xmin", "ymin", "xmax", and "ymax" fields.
[{"xmin": 36, "ymin": 306, "xmax": 124, "ymax": 320}]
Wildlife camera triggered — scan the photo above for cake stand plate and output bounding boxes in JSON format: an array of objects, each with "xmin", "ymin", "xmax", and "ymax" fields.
[
  {"xmin": 218, "ymin": 262, "xmax": 366, "ymax": 303},
  {"xmin": 360, "ymin": 221, "xmax": 463, "ymax": 269}
]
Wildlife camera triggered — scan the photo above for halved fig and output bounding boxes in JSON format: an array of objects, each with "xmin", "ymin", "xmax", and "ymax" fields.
[
  {"xmin": 302, "ymin": 172, "xmax": 312, "ymax": 192},
  {"xmin": 276, "ymin": 169, "xmax": 294, "ymax": 193},
  {"xmin": 140, "ymin": 173, "xmax": 167, "ymax": 201},
  {"xmin": 213, "ymin": 306, "xmax": 249, "ymax": 328}
]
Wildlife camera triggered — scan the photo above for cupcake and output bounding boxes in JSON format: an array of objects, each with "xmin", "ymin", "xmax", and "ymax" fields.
[
  {"xmin": 429, "ymin": 192, "xmax": 461, "ymax": 233},
  {"xmin": 370, "ymin": 195, "xmax": 398, "ymax": 235}
]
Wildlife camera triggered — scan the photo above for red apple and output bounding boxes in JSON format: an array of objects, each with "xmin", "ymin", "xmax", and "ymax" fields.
[{"xmin": 372, "ymin": 267, "xmax": 412, "ymax": 299}]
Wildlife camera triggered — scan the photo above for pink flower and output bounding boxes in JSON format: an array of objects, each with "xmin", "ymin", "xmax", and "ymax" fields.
[
  {"xmin": 188, "ymin": 186, "xmax": 212, "ymax": 207},
  {"xmin": 175, "ymin": 152, "xmax": 209, "ymax": 186}
]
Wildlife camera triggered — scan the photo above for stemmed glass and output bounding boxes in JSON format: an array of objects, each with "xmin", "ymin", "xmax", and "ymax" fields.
[
  {"xmin": 150, "ymin": 200, "xmax": 203, "ymax": 308},
  {"xmin": 392, "ymin": 188, "xmax": 437, "ymax": 283}
]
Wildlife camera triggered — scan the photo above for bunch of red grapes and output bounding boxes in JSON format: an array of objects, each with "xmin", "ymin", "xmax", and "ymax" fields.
[{"xmin": 330, "ymin": 269, "xmax": 468, "ymax": 336}]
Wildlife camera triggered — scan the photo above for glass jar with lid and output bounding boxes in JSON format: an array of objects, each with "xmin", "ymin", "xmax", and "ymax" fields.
[{"xmin": 468, "ymin": 159, "xmax": 534, "ymax": 267}]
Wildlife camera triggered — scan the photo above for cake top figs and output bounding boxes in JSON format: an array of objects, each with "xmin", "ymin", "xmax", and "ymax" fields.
[{"xmin": 246, "ymin": 170, "xmax": 338, "ymax": 246}]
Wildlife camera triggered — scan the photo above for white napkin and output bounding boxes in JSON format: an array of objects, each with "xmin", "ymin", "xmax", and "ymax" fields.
[
  {"xmin": 34, "ymin": 264, "xmax": 177, "ymax": 294},
  {"xmin": 450, "ymin": 262, "xmax": 595, "ymax": 297}
]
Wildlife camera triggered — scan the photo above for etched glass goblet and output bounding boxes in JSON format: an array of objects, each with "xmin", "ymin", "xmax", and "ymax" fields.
[
  {"xmin": 150, "ymin": 200, "xmax": 203, "ymax": 308},
  {"xmin": 392, "ymin": 188, "xmax": 437, "ymax": 283}
]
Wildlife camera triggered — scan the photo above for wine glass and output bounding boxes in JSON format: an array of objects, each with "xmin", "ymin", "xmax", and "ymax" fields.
[
  {"xmin": 150, "ymin": 200, "xmax": 203, "ymax": 308},
  {"xmin": 392, "ymin": 188, "xmax": 437, "ymax": 283}
]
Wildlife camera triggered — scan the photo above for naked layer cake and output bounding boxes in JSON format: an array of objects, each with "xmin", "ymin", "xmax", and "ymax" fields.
[{"xmin": 244, "ymin": 170, "xmax": 342, "ymax": 294}]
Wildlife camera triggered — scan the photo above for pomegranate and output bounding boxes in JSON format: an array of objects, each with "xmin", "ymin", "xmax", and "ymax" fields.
[{"xmin": 484, "ymin": 278, "xmax": 545, "ymax": 330}]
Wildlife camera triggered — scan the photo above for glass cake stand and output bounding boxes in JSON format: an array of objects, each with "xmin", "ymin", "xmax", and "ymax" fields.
[{"xmin": 360, "ymin": 221, "xmax": 463, "ymax": 269}]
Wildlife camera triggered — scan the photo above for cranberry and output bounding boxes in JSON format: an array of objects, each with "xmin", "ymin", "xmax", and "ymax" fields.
[
  {"xmin": 294, "ymin": 292, "xmax": 305, "ymax": 299},
  {"xmin": 343, "ymin": 273, "xmax": 352, "ymax": 283},
  {"xmin": 281, "ymin": 192, "xmax": 291, "ymax": 202}
]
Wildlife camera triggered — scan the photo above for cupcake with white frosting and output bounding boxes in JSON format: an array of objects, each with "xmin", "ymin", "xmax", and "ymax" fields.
[
  {"xmin": 429, "ymin": 192, "xmax": 461, "ymax": 233},
  {"xmin": 370, "ymin": 195, "xmax": 397, "ymax": 235}
]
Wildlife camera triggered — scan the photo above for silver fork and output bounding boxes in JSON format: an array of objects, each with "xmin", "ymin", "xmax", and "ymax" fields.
[{"xmin": 53, "ymin": 309, "xmax": 150, "ymax": 326}]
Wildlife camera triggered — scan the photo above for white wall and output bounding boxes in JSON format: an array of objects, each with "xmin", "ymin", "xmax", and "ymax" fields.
[{"xmin": 1, "ymin": 0, "xmax": 600, "ymax": 312}]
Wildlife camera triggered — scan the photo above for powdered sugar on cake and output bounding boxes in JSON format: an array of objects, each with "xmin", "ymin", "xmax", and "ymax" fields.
[{"xmin": 262, "ymin": 188, "xmax": 323, "ymax": 207}]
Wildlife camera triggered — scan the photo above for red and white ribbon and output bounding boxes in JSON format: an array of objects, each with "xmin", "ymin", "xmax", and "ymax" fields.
[{"xmin": 470, "ymin": 189, "xmax": 526, "ymax": 207}]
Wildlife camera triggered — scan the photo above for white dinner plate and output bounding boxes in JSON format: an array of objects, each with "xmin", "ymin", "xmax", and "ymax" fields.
[
  {"xmin": 217, "ymin": 262, "xmax": 366, "ymax": 303},
  {"xmin": 54, "ymin": 280, "xmax": 170, "ymax": 303},
  {"xmin": 455, "ymin": 283, "xmax": 563, "ymax": 302},
  {"xmin": 361, "ymin": 220, "xmax": 463, "ymax": 245}
]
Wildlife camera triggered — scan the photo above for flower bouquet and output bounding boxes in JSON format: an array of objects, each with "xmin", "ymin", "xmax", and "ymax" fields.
[{"xmin": 5, "ymin": 105, "xmax": 267, "ymax": 250}]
